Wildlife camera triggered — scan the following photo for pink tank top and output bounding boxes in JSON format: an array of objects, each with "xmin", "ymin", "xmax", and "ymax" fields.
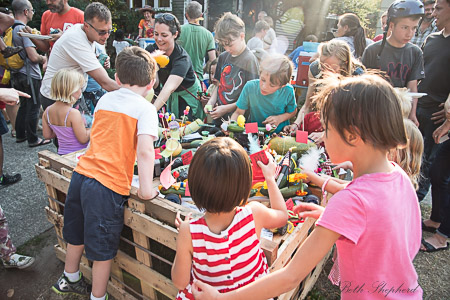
[
  {"xmin": 47, "ymin": 108, "xmax": 88, "ymax": 155},
  {"xmin": 176, "ymin": 206, "xmax": 269, "ymax": 299}
]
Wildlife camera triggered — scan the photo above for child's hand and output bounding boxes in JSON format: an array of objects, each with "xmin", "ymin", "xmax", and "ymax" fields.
[
  {"xmin": 192, "ymin": 280, "xmax": 220, "ymax": 300},
  {"xmin": 175, "ymin": 211, "xmax": 192, "ymax": 231},
  {"xmin": 263, "ymin": 115, "xmax": 283, "ymax": 129},
  {"xmin": 283, "ymin": 123, "xmax": 299, "ymax": 134},
  {"xmin": 293, "ymin": 202, "xmax": 324, "ymax": 220},
  {"xmin": 210, "ymin": 105, "xmax": 227, "ymax": 119},
  {"xmin": 308, "ymin": 131, "xmax": 324, "ymax": 145},
  {"xmin": 257, "ymin": 152, "xmax": 277, "ymax": 180}
]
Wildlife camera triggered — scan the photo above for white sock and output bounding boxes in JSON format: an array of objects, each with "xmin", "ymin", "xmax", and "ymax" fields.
[
  {"xmin": 91, "ymin": 292, "xmax": 107, "ymax": 300},
  {"xmin": 64, "ymin": 270, "xmax": 80, "ymax": 283}
]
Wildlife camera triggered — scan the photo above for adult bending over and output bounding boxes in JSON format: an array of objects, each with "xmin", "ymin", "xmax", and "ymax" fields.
[{"xmin": 146, "ymin": 13, "xmax": 204, "ymax": 120}]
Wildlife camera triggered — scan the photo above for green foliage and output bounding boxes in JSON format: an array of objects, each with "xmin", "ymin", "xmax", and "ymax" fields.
[{"xmin": 328, "ymin": 0, "xmax": 382, "ymax": 38}]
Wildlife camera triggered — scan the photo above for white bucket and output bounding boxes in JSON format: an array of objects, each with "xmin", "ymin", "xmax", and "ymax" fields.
[{"xmin": 139, "ymin": 38, "xmax": 155, "ymax": 49}]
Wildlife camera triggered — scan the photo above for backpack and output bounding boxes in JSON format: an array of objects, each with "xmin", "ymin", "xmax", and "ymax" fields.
[{"xmin": 0, "ymin": 24, "xmax": 25, "ymax": 71}]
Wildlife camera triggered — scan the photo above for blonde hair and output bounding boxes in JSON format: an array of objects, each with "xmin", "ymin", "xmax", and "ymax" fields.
[
  {"xmin": 260, "ymin": 54, "xmax": 293, "ymax": 86},
  {"xmin": 389, "ymin": 119, "xmax": 424, "ymax": 190},
  {"xmin": 319, "ymin": 40, "xmax": 365, "ymax": 76},
  {"xmin": 394, "ymin": 88, "xmax": 412, "ymax": 118},
  {"xmin": 50, "ymin": 69, "xmax": 85, "ymax": 104},
  {"xmin": 214, "ymin": 12, "xmax": 245, "ymax": 41}
]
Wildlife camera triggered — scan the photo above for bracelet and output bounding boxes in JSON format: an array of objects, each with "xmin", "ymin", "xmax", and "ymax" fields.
[
  {"xmin": 292, "ymin": 123, "xmax": 299, "ymax": 128},
  {"xmin": 322, "ymin": 177, "xmax": 331, "ymax": 195},
  {"xmin": 321, "ymin": 177, "xmax": 331, "ymax": 206}
]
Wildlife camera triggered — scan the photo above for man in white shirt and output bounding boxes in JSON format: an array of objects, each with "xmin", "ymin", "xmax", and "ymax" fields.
[{"xmin": 39, "ymin": 2, "xmax": 119, "ymax": 110}]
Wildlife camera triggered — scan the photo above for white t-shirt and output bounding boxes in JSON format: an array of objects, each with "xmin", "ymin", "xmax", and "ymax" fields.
[
  {"xmin": 247, "ymin": 36, "xmax": 264, "ymax": 50},
  {"xmin": 40, "ymin": 24, "xmax": 102, "ymax": 98},
  {"xmin": 113, "ymin": 40, "xmax": 129, "ymax": 54}
]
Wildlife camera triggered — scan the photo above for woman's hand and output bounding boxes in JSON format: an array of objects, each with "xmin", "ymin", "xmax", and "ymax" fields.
[
  {"xmin": 293, "ymin": 202, "xmax": 324, "ymax": 220},
  {"xmin": 263, "ymin": 115, "xmax": 283, "ymax": 129},
  {"xmin": 0, "ymin": 88, "xmax": 30, "ymax": 105},
  {"xmin": 175, "ymin": 211, "xmax": 192, "ymax": 231}
]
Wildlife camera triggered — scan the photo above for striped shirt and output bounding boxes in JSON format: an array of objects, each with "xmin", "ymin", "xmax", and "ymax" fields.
[{"xmin": 176, "ymin": 206, "xmax": 269, "ymax": 299}]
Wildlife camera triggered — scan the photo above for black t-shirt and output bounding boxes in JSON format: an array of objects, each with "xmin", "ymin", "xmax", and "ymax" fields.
[
  {"xmin": 214, "ymin": 47, "xmax": 259, "ymax": 106},
  {"xmin": 362, "ymin": 40, "xmax": 424, "ymax": 88},
  {"xmin": 418, "ymin": 32, "xmax": 450, "ymax": 108},
  {"xmin": 146, "ymin": 43, "xmax": 196, "ymax": 92}
]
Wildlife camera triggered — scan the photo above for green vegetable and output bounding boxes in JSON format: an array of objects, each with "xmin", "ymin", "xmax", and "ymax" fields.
[
  {"xmin": 160, "ymin": 187, "xmax": 185, "ymax": 196},
  {"xmin": 269, "ymin": 136, "xmax": 316, "ymax": 156}
]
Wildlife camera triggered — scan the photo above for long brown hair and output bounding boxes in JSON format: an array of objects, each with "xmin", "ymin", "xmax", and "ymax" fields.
[{"xmin": 339, "ymin": 13, "xmax": 367, "ymax": 58}]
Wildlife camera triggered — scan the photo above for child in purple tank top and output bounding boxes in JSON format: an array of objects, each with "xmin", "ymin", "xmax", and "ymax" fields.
[{"xmin": 42, "ymin": 69, "xmax": 90, "ymax": 155}]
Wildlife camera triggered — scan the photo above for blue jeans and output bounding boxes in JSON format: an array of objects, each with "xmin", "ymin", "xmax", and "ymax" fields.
[{"xmin": 429, "ymin": 138, "xmax": 450, "ymax": 238}]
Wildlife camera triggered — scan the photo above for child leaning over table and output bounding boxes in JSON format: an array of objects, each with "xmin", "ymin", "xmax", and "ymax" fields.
[
  {"xmin": 51, "ymin": 46, "xmax": 159, "ymax": 300},
  {"xmin": 231, "ymin": 54, "xmax": 297, "ymax": 133}
]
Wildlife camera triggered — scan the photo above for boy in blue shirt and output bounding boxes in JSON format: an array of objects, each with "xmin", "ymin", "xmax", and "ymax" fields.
[{"xmin": 231, "ymin": 54, "xmax": 297, "ymax": 133}]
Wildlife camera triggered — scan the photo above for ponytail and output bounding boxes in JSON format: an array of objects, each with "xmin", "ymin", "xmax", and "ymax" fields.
[{"xmin": 353, "ymin": 26, "xmax": 367, "ymax": 58}]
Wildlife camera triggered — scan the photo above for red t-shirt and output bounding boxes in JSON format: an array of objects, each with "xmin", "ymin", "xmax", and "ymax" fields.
[{"xmin": 41, "ymin": 7, "xmax": 84, "ymax": 49}]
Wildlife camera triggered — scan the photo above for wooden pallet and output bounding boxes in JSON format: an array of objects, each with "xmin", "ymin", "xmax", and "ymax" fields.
[{"xmin": 36, "ymin": 150, "xmax": 329, "ymax": 300}]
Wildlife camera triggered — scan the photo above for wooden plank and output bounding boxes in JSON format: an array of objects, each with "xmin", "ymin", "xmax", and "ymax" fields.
[
  {"xmin": 270, "ymin": 217, "xmax": 315, "ymax": 272},
  {"xmin": 39, "ymin": 150, "xmax": 77, "ymax": 171},
  {"xmin": 39, "ymin": 157, "xmax": 50, "ymax": 168},
  {"xmin": 54, "ymin": 245, "xmax": 138, "ymax": 300},
  {"xmin": 35, "ymin": 164, "xmax": 70, "ymax": 194},
  {"xmin": 133, "ymin": 231, "xmax": 157, "ymax": 299},
  {"xmin": 114, "ymin": 250, "xmax": 178, "ymax": 299},
  {"xmin": 61, "ymin": 167, "xmax": 73, "ymax": 179},
  {"xmin": 142, "ymin": 197, "xmax": 201, "ymax": 227},
  {"xmin": 124, "ymin": 208, "xmax": 178, "ymax": 250},
  {"xmin": 260, "ymin": 238, "xmax": 278, "ymax": 266},
  {"xmin": 299, "ymin": 250, "xmax": 332, "ymax": 300}
]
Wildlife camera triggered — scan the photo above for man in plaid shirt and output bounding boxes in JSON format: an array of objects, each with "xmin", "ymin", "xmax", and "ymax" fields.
[{"xmin": 411, "ymin": 0, "xmax": 438, "ymax": 46}]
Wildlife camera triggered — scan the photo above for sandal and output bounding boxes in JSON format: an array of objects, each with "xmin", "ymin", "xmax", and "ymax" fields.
[
  {"xmin": 420, "ymin": 239, "xmax": 449, "ymax": 253},
  {"xmin": 10, "ymin": 130, "xmax": 16, "ymax": 138},
  {"xmin": 28, "ymin": 138, "xmax": 51, "ymax": 148},
  {"xmin": 422, "ymin": 220, "xmax": 438, "ymax": 233},
  {"xmin": 1, "ymin": 46, "xmax": 23, "ymax": 58}
]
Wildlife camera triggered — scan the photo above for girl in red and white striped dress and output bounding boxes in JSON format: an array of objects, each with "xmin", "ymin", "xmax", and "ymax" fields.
[{"xmin": 172, "ymin": 137, "xmax": 288, "ymax": 300}]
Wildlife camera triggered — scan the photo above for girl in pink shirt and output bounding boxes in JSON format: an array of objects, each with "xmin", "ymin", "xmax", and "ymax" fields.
[{"xmin": 192, "ymin": 74, "xmax": 423, "ymax": 300}]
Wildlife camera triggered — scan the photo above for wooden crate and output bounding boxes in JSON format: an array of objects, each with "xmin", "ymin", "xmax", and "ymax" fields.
[{"xmin": 35, "ymin": 150, "xmax": 329, "ymax": 300}]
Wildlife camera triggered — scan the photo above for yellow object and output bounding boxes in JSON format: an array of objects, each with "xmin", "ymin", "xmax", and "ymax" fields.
[
  {"xmin": 237, "ymin": 115, "xmax": 246, "ymax": 128},
  {"xmin": 145, "ymin": 88, "xmax": 154, "ymax": 102},
  {"xmin": 161, "ymin": 138, "xmax": 182, "ymax": 157},
  {"xmin": 288, "ymin": 173, "xmax": 308, "ymax": 183},
  {"xmin": 154, "ymin": 54, "xmax": 169, "ymax": 68}
]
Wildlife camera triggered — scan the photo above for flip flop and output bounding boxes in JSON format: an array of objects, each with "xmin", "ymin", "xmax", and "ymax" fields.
[
  {"xmin": 420, "ymin": 239, "xmax": 449, "ymax": 253},
  {"xmin": 422, "ymin": 221, "xmax": 437, "ymax": 233},
  {"xmin": 28, "ymin": 138, "xmax": 51, "ymax": 148}
]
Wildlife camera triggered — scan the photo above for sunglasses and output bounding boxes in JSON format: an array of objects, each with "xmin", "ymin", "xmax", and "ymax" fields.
[
  {"xmin": 86, "ymin": 22, "xmax": 112, "ymax": 36},
  {"xmin": 155, "ymin": 13, "xmax": 175, "ymax": 22}
]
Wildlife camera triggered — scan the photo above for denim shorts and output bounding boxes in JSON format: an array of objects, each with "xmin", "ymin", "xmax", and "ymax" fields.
[{"xmin": 63, "ymin": 172, "xmax": 128, "ymax": 261}]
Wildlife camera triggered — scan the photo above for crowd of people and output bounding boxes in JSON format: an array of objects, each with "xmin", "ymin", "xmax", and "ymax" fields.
[{"xmin": 0, "ymin": 0, "xmax": 449, "ymax": 299}]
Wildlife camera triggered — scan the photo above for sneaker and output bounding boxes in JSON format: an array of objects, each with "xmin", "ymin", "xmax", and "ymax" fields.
[
  {"xmin": 1, "ymin": 254, "xmax": 35, "ymax": 269},
  {"xmin": 52, "ymin": 273, "xmax": 91, "ymax": 296},
  {"xmin": 1, "ymin": 46, "xmax": 23, "ymax": 58},
  {"xmin": 0, "ymin": 173, "xmax": 22, "ymax": 189}
]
